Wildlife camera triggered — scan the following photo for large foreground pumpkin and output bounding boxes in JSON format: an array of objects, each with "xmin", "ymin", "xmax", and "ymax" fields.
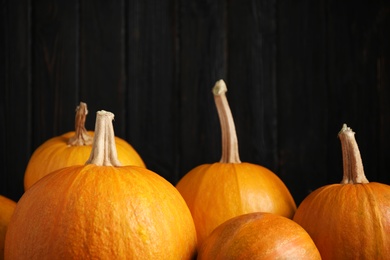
[
  {"xmin": 24, "ymin": 102, "xmax": 145, "ymax": 191},
  {"xmin": 293, "ymin": 124, "xmax": 390, "ymax": 259},
  {"xmin": 198, "ymin": 212, "xmax": 321, "ymax": 260},
  {"xmin": 176, "ymin": 80, "xmax": 296, "ymax": 246},
  {"xmin": 5, "ymin": 111, "xmax": 197, "ymax": 260},
  {"xmin": 0, "ymin": 195, "xmax": 16, "ymax": 260}
]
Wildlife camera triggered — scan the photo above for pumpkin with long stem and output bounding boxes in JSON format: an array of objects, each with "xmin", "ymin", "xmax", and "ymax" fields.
[
  {"xmin": 293, "ymin": 124, "xmax": 390, "ymax": 259},
  {"xmin": 176, "ymin": 79, "xmax": 296, "ymax": 246},
  {"xmin": 5, "ymin": 110, "xmax": 197, "ymax": 259},
  {"xmin": 198, "ymin": 212, "xmax": 321, "ymax": 260},
  {"xmin": 24, "ymin": 102, "xmax": 145, "ymax": 190},
  {"xmin": 0, "ymin": 195, "xmax": 16, "ymax": 260}
]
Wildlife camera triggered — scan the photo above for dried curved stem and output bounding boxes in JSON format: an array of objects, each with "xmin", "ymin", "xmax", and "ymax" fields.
[
  {"xmin": 213, "ymin": 79, "xmax": 241, "ymax": 163},
  {"xmin": 67, "ymin": 102, "xmax": 93, "ymax": 146},
  {"xmin": 86, "ymin": 110, "xmax": 121, "ymax": 166},
  {"xmin": 338, "ymin": 124, "xmax": 369, "ymax": 184}
]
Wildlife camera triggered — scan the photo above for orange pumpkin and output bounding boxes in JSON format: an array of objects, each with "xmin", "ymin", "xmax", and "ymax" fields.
[
  {"xmin": 176, "ymin": 80, "xmax": 296, "ymax": 246},
  {"xmin": 198, "ymin": 212, "xmax": 321, "ymax": 260},
  {"xmin": 5, "ymin": 111, "xmax": 197, "ymax": 259},
  {"xmin": 293, "ymin": 124, "xmax": 390, "ymax": 259},
  {"xmin": 24, "ymin": 102, "xmax": 145, "ymax": 190},
  {"xmin": 0, "ymin": 195, "xmax": 16, "ymax": 260}
]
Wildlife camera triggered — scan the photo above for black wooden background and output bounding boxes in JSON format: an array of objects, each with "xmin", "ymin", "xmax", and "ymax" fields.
[{"xmin": 1, "ymin": 0, "xmax": 389, "ymax": 205}]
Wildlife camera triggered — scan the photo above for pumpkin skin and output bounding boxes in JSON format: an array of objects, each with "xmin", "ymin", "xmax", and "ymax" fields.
[
  {"xmin": 5, "ymin": 111, "xmax": 197, "ymax": 260},
  {"xmin": 24, "ymin": 103, "xmax": 145, "ymax": 190},
  {"xmin": 176, "ymin": 80, "xmax": 296, "ymax": 246},
  {"xmin": 176, "ymin": 163, "xmax": 297, "ymax": 246},
  {"xmin": 293, "ymin": 124, "xmax": 390, "ymax": 259},
  {"xmin": 6, "ymin": 165, "xmax": 197, "ymax": 260},
  {"xmin": 294, "ymin": 183, "xmax": 390, "ymax": 259},
  {"xmin": 0, "ymin": 196, "xmax": 16, "ymax": 260},
  {"xmin": 24, "ymin": 130, "xmax": 145, "ymax": 190},
  {"xmin": 198, "ymin": 212, "xmax": 321, "ymax": 260}
]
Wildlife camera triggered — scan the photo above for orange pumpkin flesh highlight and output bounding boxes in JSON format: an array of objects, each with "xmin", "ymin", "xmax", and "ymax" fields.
[
  {"xmin": 24, "ymin": 102, "xmax": 145, "ymax": 191},
  {"xmin": 176, "ymin": 80, "xmax": 296, "ymax": 246},
  {"xmin": 177, "ymin": 162, "xmax": 297, "ymax": 246},
  {"xmin": 5, "ymin": 110, "xmax": 197, "ymax": 260},
  {"xmin": 293, "ymin": 124, "xmax": 390, "ymax": 259},
  {"xmin": 0, "ymin": 196, "xmax": 16, "ymax": 260},
  {"xmin": 198, "ymin": 212, "xmax": 321, "ymax": 260}
]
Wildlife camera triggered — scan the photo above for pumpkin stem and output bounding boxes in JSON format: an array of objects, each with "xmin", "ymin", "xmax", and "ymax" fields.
[
  {"xmin": 338, "ymin": 124, "xmax": 369, "ymax": 184},
  {"xmin": 67, "ymin": 102, "xmax": 93, "ymax": 146},
  {"xmin": 85, "ymin": 110, "xmax": 122, "ymax": 166},
  {"xmin": 213, "ymin": 79, "xmax": 241, "ymax": 163}
]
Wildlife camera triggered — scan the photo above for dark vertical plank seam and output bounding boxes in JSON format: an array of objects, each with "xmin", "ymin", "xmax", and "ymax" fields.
[
  {"xmin": 75, "ymin": 0, "xmax": 80, "ymax": 102},
  {"xmin": 120, "ymin": 0, "xmax": 126, "ymax": 136},
  {"xmin": 224, "ymin": 0, "xmax": 229, "ymax": 80},
  {"xmin": 173, "ymin": 0, "xmax": 182, "ymax": 183},
  {"xmin": 274, "ymin": 0, "xmax": 281, "ymax": 174},
  {"xmin": 1, "ymin": 0, "xmax": 9, "ymax": 193},
  {"xmin": 27, "ymin": 0, "xmax": 32, "ymax": 156},
  {"xmin": 324, "ymin": 0, "xmax": 331, "ymax": 184},
  {"xmin": 29, "ymin": 0, "xmax": 36, "ymax": 154},
  {"xmin": 270, "ymin": 0, "xmax": 279, "ymax": 171},
  {"xmin": 78, "ymin": 0, "xmax": 84, "ymax": 108},
  {"xmin": 123, "ymin": 0, "xmax": 129, "ymax": 139}
]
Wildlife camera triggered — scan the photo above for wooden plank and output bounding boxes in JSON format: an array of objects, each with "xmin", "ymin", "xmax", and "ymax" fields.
[
  {"xmin": 31, "ymin": 0, "xmax": 79, "ymax": 146},
  {"xmin": 79, "ymin": 0, "xmax": 126, "ymax": 135},
  {"xmin": 277, "ymin": 0, "xmax": 328, "ymax": 204},
  {"xmin": 377, "ymin": 10, "xmax": 390, "ymax": 185},
  {"xmin": 126, "ymin": 1, "xmax": 178, "ymax": 183},
  {"xmin": 0, "ymin": 0, "xmax": 31, "ymax": 201},
  {"xmin": 326, "ymin": 1, "xmax": 390, "ymax": 185},
  {"xmin": 1, "ymin": 0, "xmax": 389, "ymax": 204},
  {"xmin": 178, "ymin": 0, "xmax": 227, "ymax": 179},
  {"xmin": 227, "ymin": 0, "xmax": 278, "ymax": 171}
]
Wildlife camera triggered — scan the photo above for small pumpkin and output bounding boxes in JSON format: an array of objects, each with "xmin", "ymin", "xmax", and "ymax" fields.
[
  {"xmin": 24, "ymin": 102, "xmax": 145, "ymax": 190},
  {"xmin": 198, "ymin": 212, "xmax": 321, "ymax": 260},
  {"xmin": 176, "ymin": 80, "xmax": 296, "ymax": 246},
  {"xmin": 293, "ymin": 124, "xmax": 390, "ymax": 259},
  {"xmin": 5, "ymin": 110, "xmax": 197, "ymax": 259},
  {"xmin": 0, "ymin": 195, "xmax": 16, "ymax": 260}
]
